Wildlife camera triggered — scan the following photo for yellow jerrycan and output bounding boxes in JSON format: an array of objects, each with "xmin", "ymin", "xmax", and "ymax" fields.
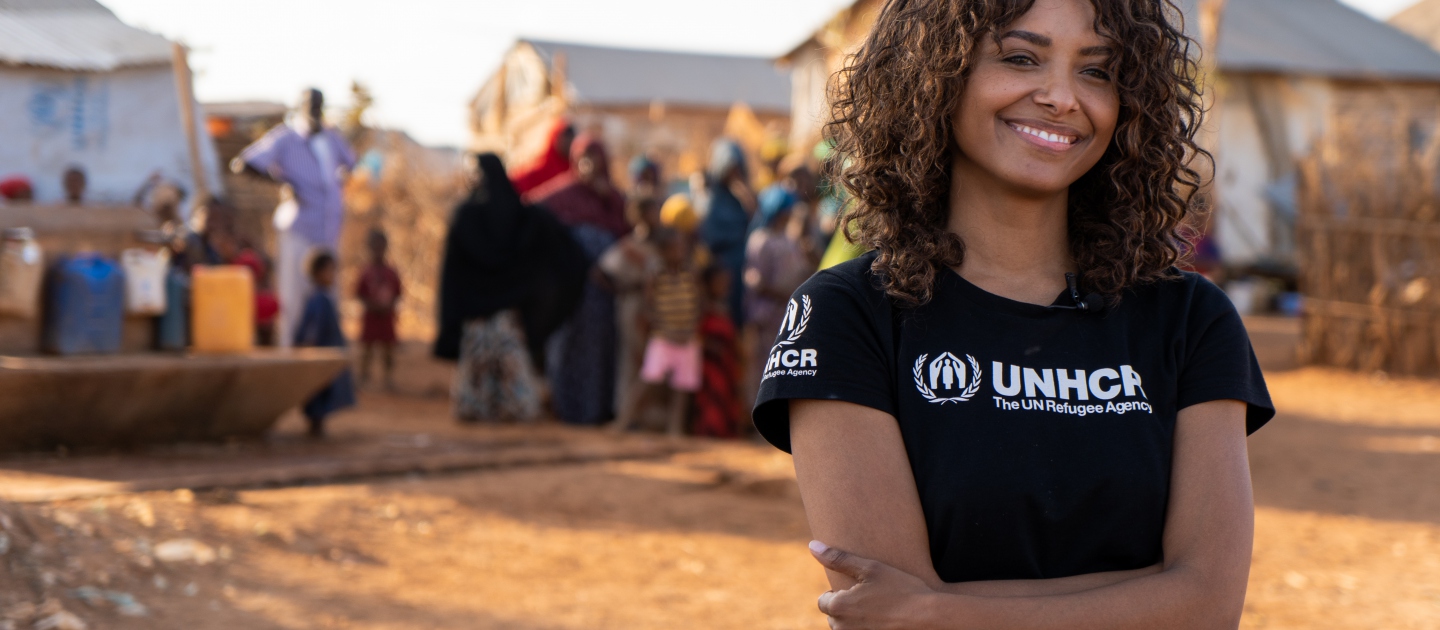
[{"xmin": 191, "ymin": 265, "xmax": 254, "ymax": 353}]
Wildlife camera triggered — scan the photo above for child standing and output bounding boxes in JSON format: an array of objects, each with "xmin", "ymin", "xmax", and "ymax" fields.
[
  {"xmin": 355, "ymin": 229, "xmax": 402, "ymax": 389},
  {"xmin": 694, "ymin": 265, "xmax": 741, "ymax": 438},
  {"xmin": 611, "ymin": 229, "xmax": 700, "ymax": 436},
  {"xmin": 294, "ymin": 251, "xmax": 356, "ymax": 438}
]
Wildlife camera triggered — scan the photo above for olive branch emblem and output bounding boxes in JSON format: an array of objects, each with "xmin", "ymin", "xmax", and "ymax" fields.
[
  {"xmin": 774, "ymin": 295, "xmax": 812, "ymax": 348},
  {"xmin": 912, "ymin": 353, "xmax": 982, "ymax": 404}
]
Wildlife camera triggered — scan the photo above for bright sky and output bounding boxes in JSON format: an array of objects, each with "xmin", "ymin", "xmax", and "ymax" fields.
[{"xmin": 101, "ymin": 0, "xmax": 1415, "ymax": 149}]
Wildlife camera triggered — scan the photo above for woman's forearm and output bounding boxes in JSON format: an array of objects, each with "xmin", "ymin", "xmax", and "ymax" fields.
[
  {"xmin": 937, "ymin": 564, "xmax": 1161, "ymax": 598},
  {"xmin": 919, "ymin": 564, "xmax": 1240, "ymax": 630}
]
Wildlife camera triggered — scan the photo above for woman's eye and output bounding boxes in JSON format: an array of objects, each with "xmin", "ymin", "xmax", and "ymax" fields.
[
  {"xmin": 1082, "ymin": 67, "xmax": 1112, "ymax": 81},
  {"xmin": 1002, "ymin": 54, "xmax": 1037, "ymax": 66}
]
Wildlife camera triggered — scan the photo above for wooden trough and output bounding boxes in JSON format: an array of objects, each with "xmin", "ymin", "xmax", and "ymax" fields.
[
  {"xmin": 0, "ymin": 203, "xmax": 349, "ymax": 450},
  {"xmin": 0, "ymin": 349, "xmax": 348, "ymax": 451}
]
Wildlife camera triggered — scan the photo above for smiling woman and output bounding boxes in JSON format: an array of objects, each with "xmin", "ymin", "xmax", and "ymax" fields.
[{"xmin": 751, "ymin": 0, "xmax": 1276, "ymax": 628}]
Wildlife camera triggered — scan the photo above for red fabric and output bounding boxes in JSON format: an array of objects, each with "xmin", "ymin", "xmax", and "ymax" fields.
[
  {"xmin": 694, "ymin": 311, "xmax": 741, "ymax": 438},
  {"xmin": 510, "ymin": 118, "xmax": 573, "ymax": 195},
  {"xmin": 232, "ymin": 249, "xmax": 278, "ymax": 325},
  {"xmin": 528, "ymin": 133, "xmax": 630, "ymax": 239},
  {"xmin": 355, "ymin": 263, "xmax": 402, "ymax": 344},
  {"xmin": 0, "ymin": 176, "xmax": 32, "ymax": 200}
]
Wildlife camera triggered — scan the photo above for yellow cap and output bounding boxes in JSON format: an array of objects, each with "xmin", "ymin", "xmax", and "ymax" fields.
[{"xmin": 660, "ymin": 194, "xmax": 698, "ymax": 233}]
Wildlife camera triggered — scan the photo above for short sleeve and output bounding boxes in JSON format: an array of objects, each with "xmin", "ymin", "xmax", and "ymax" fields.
[
  {"xmin": 238, "ymin": 127, "xmax": 286, "ymax": 175},
  {"xmin": 751, "ymin": 266, "xmax": 895, "ymax": 452},
  {"xmin": 1176, "ymin": 277, "xmax": 1276, "ymax": 434}
]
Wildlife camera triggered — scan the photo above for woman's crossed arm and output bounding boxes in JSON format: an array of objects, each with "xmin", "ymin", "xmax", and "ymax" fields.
[{"xmin": 790, "ymin": 398, "xmax": 1253, "ymax": 630}]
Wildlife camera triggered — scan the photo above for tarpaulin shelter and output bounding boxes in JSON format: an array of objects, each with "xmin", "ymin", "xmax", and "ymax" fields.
[{"xmin": 0, "ymin": 0, "xmax": 222, "ymax": 205}]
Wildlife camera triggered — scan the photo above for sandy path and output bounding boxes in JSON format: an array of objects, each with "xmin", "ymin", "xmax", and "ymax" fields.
[{"xmin": 0, "ymin": 367, "xmax": 1436, "ymax": 628}]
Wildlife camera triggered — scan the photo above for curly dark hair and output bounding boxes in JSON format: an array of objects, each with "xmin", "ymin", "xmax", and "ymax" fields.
[{"xmin": 827, "ymin": 0, "xmax": 1207, "ymax": 306}]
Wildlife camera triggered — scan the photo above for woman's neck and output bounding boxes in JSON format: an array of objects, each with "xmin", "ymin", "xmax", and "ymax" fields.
[{"xmin": 947, "ymin": 157, "xmax": 1074, "ymax": 306}]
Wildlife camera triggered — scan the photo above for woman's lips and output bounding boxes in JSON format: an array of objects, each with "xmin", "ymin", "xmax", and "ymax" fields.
[{"xmin": 1006, "ymin": 121, "xmax": 1081, "ymax": 151}]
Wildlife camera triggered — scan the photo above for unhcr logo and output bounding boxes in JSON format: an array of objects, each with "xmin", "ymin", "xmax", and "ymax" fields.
[
  {"xmin": 773, "ymin": 295, "xmax": 812, "ymax": 349},
  {"xmin": 913, "ymin": 352, "xmax": 981, "ymax": 404}
]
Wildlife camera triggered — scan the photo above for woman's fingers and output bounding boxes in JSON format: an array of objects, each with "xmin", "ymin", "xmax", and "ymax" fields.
[
  {"xmin": 809, "ymin": 540, "xmax": 879, "ymax": 582},
  {"xmin": 818, "ymin": 591, "xmax": 834, "ymax": 615}
]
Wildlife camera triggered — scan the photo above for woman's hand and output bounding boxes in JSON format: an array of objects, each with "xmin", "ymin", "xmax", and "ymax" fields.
[{"xmin": 811, "ymin": 541, "xmax": 942, "ymax": 630}]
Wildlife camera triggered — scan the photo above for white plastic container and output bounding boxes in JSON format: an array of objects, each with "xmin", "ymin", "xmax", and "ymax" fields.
[
  {"xmin": 121, "ymin": 247, "xmax": 169, "ymax": 315},
  {"xmin": 0, "ymin": 227, "xmax": 44, "ymax": 318}
]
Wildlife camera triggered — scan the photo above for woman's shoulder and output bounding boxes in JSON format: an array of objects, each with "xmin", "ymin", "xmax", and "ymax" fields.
[
  {"xmin": 795, "ymin": 251, "xmax": 890, "ymax": 311},
  {"xmin": 1125, "ymin": 268, "xmax": 1238, "ymax": 321}
]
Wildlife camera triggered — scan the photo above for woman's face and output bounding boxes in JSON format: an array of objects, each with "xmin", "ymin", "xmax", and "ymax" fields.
[{"xmin": 952, "ymin": 0, "xmax": 1119, "ymax": 196}]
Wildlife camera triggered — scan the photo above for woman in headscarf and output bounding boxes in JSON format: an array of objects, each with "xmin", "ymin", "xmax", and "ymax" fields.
[
  {"xmin": 510, "ymin": 119, "xmax": 575, "ymax": 196},
  {"xmin": 532, "ymin": 133, "xmax": 629, "ymax": 425},
  {"xmin": 700, "ymin": 138, "xmax": 754, "ymax": 326},
  {"xmin": 434, "ymin": 153, "xmax": 587, "ymax": 422}
]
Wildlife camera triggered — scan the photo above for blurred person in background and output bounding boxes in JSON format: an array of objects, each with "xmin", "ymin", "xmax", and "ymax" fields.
[
  {"xmin": 510, "ymin": 119, "xmax": 575, "ymax": 196},
  {"xmin": 233, "ymin": 88, "xmax": 355, "ymax": 348},
  {"xmin": 133, "ymin": 172, "xmax": 189, "ymax": 228},
  {"xmin": 598, "ymin": 192, "xmax": 663, "ymax": 427},
  {"xmin": 743, "ymin": 186, "xmax": 812, "ymax": 416},
  {"xmin": 435, "ymin": 153, "xmax": 586, "ymax": 423},
  {"xmin": 700, "ymin": 139, "xmax": 755, "ymax": 326},
  {"xmin": 355, "ymin": 228, "xmax": 402, "ymax": 390},
  {"xmin": 62, "ymin": 166, "xmax": 86, "ymax": 204},
  {"xmin": 610, "ymin": 228, "xmax": 700, "ymax": 437},
  {"xmin": 694, "ymin": 264, "xmax": 741, "ymax": 438},
  {"xmin": 532, "ymin": 134, "xmax": 628, "ymax": 425},
  {"xmin": 629, "ymin": 154, "xmax": 661, "ymax": 193},
  {"xmin": 293, "ymin": 251, "xmax": 355, "ymax": 438}
]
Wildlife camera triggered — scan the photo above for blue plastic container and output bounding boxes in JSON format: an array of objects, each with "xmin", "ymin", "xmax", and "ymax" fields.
[
  {"xmin": 155, "ymin": 267, "xmax": 190, "ymax": 351},
  {"xmin": 45, "ymin": 255, "xmax": 125, "ymax": 355}
]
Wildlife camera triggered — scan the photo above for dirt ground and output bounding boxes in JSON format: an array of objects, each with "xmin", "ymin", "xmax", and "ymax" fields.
[{"xmin": 1, "ymin": 356, "xmax": 1438, "ymax": 627}]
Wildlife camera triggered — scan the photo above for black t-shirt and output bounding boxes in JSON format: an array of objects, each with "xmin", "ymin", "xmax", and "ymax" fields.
[{"xmin": 753, "ymin": 252, "xmax": 1274, "ymax": 583}]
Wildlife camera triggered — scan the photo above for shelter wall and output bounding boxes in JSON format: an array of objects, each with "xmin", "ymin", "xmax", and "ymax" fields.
[
  {"xmin": 0, "ymin": 65, "xmax": 222, "ymax": 206},
  {"xmin": 1213, "ymin": 74, "xmax": 1440, "ymax": 268}
]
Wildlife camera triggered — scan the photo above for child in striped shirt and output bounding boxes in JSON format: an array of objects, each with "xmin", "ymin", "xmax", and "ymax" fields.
[{"xmin": 610, "ymin": 229, "xmax": 700, "ymax": 436}]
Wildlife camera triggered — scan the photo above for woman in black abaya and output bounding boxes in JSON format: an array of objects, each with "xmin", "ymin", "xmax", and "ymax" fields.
[{"xmin": 434, "ymin": 153, "xmax": 587, "ymax": 421}]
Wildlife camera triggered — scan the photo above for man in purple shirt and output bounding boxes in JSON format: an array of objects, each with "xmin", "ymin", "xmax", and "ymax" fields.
[{"xmin": 233, "ymin": 88, "xmax": 355, "ymax": 347}]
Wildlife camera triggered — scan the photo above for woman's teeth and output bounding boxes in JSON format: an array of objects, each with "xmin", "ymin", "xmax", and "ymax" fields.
[{"xmin": 1012, "ymin": 124, "xmax": 1076, "ymax": 145}]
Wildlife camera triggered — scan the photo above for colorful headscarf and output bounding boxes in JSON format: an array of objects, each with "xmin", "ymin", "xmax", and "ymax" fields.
[
  {"xmin": 510, "ymin": 118, "xmax": 574, "ymax": 195},
  {"xmin": 660, "ymin": 194, "xmax": 698, "ymax": 234}
]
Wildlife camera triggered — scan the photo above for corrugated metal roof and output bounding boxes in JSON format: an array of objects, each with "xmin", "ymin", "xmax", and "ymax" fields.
[
  {"xmin": 1182, "ymin": 0, "xmax": 1440, "ymax": 81},
  {"xmin": 0, "ymin": 9, "xmax": 172, "ymax": 71},
  {"xmin": 525, "ymin": 39, "xmax": 791, "ymax": 112}
]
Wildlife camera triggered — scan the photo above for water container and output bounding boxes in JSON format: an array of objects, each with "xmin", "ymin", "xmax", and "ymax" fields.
[
  {"xmin": 45, "ymin": 255, "xmax": 125, "ymax": 355},
  {"xmin": 0, "ymin": 227, "xmax": 44, "ymax": 318},
  {"xmin": 191, "ymin": 265, "xmax": 254, "ymax": 353},
  {"xmin": 156, "ymin": 267, "xmax": 189, "ymax": 351},
  {"xmin": 120, "ymin": 248, "xmax": 169, "ymax": 315}
]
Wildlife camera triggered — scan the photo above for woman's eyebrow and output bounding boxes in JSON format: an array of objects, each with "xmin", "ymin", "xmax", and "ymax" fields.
[
  {"xmin": 999, "ymin": 30, "xmax": 1050, "ymax": 46},
  {"xmin": 998, "ymin": 31, "xmax": 1113, "ymax": 57}
]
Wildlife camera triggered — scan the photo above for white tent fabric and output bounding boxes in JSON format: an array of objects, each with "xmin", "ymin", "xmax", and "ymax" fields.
[{"xmin": 0, "ymin": 3, "xmax": 222, "ymax": 206}]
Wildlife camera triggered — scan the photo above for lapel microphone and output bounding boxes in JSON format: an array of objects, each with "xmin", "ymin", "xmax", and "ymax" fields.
[{"xmin": 1048, "ymin": 272, "xmax": 1104, "ymax": 313}]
